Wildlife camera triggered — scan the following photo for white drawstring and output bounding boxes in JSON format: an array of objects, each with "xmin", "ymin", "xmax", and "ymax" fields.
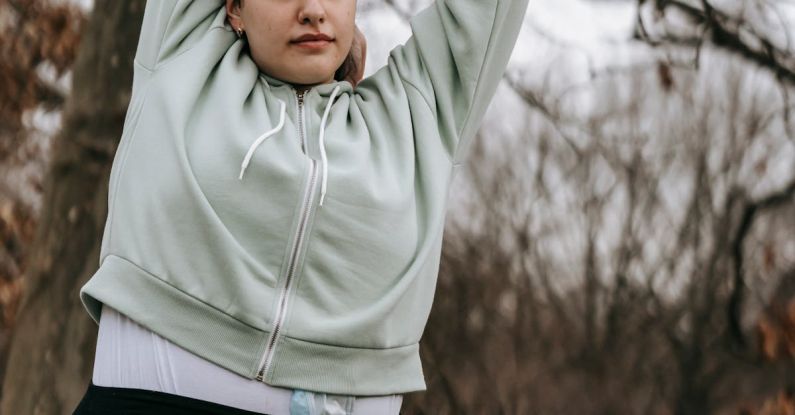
[
  {"xmin": 238, "ymin": 99, "xmax": 287, "ymax": 180},
  {"xmin": 239, "ymin": 84, "xmax": 341, "ymax": 208},
  {"xmin": 318, "ymin": 85, "xmax": 341, "ymax": 206}
]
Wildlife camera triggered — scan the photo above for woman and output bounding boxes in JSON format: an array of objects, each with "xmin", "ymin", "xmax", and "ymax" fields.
[{"xmin": 73, "ymin": 0, "xmax": 528, "ymax": 412}]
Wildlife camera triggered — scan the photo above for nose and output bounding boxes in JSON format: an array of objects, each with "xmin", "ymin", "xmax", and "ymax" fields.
[{"xmin": 298, "ymin": 0, "xmax": 326, "ymax": 25}]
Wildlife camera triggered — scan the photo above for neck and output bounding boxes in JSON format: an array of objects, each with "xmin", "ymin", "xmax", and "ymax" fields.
[{"xmin": 291, "ymin": 77, "xmax": 335, "ymax": 92}]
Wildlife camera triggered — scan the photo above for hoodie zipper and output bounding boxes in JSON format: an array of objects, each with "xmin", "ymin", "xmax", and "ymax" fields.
[{"xmin": 255, "ymin": 88, "xmax": 317, "ymax": 381}]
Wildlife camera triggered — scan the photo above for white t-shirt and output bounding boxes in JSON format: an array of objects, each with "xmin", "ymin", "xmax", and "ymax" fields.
[{"xmin": 92, "ymin": 304, "xmax": 403, "ymax": 414}]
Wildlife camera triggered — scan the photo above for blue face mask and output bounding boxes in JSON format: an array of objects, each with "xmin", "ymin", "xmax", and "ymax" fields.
[{"xmin": 290, "ymin": 389, "xmax": 355, "ymax": 415}]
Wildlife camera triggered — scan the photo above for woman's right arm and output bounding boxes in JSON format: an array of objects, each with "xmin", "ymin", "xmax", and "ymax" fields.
[{"xmin": 135, "ymin": 0, "xmax": 225, "ymax": 72}]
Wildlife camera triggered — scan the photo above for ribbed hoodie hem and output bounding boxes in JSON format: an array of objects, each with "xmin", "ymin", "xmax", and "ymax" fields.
[{"xmin": 79, "ymin": 254, "xmax": 428, "ymax": 396}]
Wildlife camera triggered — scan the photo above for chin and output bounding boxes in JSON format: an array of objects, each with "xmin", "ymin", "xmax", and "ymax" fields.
[
  {"xmin": 288, "ymin": 61, "xmax": 339, "ymax": 84},
  {"xmin": 289, "ymin": 73, "xmax": 336, "ymax": 86},
  {"xmin": 258, "ymin": 57, "xmax": 336, "ymax": 86}
]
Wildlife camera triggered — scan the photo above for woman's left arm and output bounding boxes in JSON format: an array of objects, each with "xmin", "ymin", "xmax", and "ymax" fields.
[{"xmin": 367, "ymin": 0, "xmax": 529, "ymax": 165}]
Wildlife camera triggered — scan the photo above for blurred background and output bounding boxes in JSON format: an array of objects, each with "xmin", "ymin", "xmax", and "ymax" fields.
[{"xmin": 1, "ymin": 0, "xmax": 794, "ymax": 413}]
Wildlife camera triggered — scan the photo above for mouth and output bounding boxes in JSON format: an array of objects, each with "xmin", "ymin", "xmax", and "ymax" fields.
[
  {"xmin": 290, "ymin": 32, "xmax": 334, "ymax": 50},
  {"xmin": 291, "ymin": 39, "xmax": 333, "ymax": 50}
]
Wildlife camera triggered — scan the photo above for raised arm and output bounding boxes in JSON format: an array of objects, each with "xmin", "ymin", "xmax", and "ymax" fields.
[
  {"xmin": 135, "ymin": 0, "xmax": 226, "ymax": 72},
  {"xmin": 386, "ymin": 0, "xmax": 529, "ymax": 165}
]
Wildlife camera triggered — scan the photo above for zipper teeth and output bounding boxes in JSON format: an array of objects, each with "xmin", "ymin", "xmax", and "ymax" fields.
[
  {"xmin": 298, "ymin": 92, "xmax": 306, "ymax": 154},
  {"xmin": 256, "ymin": 89, "xmax": 316, "ymax": 381}
]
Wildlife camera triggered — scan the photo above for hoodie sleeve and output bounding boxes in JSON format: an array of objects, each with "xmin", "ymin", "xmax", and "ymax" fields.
[
  {"xmin": 387, "ymin": 0, "xmax": 529, "ymax": 165},
  {"xmin": 135, "ymin": 0, "xmax": 225, "ymax": 72}
]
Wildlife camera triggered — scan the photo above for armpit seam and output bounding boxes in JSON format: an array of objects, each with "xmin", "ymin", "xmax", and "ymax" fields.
[
  {"xmin": 151, "ymin": 26, "xmax": 229, "ymax": 72},
  {"xmin": 135, "ymin": 0, "xmax": 179, "ymax": 73},
  {"xmin": 134, "ymin": 58, "xmax": 154, "ymax": 74},
  {"xmin": 397, "ymin": 74, "xmax": 435, "ymax": 123},
  {"xmin": 138, "ymin": 13, "xmax": 228, "ymax": 73},
  {"xmin": 398, "ymin": 74, "xmax": 457, "ymax": 166},
  {"xmin": 452, "ymin": 0, "xmax": 501, "ymax": 165}
]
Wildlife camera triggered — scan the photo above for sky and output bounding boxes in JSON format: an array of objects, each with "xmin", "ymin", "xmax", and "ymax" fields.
[
  {"xmin": 359, "ymin": 0, "xmax": 639, "ymax": 79},
  {"xmin": 355, "ymin": 0, "xmax": 646, "ymax": 161}
]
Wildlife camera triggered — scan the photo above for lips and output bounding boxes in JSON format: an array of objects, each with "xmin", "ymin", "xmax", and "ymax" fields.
[
  {"xmin": 292, "ymin": 39, "xmax": 332, "ymax": 50},
  {"xmin": 290, "ymin": 33, "xmax": 334, "ymax": 51},
  {"xmin": 292, "ymin": 33, "xmax": 334, "ymax": 43}
]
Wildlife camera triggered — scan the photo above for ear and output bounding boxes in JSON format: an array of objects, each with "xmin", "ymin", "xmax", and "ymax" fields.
[{"xmin": 225, "ymin": 0, "xmax": 243, "ymax": 30}]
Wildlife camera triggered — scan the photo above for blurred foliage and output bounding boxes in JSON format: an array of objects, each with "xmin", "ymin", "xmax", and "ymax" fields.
[
  {"xmin": 0, "ymin": 0, "xmax": 84, "ymax": 155},
  {"xmin": 0, "ymin": 0, "xmax": 85, "ymax": 382}
]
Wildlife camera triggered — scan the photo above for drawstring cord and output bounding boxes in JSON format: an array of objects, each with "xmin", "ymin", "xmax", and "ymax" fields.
[
  {"xmin": 318, "ymin": 85, "xmax": 341, "ymax": 206},
  {"xmin": 238, "ymin": 99, "xmax": 287, "ymax": 180},
  {"xmin": 239, "ymin": 84, "xmax": 342, "ymax": 208}
]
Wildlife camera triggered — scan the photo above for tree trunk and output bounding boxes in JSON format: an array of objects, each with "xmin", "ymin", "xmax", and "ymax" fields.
[{"xmin": 0, "ymin": 1, "xmax": 144, "ymax": 413}]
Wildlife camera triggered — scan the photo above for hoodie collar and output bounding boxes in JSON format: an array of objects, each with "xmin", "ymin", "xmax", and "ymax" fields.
[{"xmin": 257, "ymin": 71, "xmax": 353, "ymax": 97}]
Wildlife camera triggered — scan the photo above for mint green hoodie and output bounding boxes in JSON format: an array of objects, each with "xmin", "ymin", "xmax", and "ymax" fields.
[{"xmin": 79, "ymin": 0, "xmax": 528, "ymax": 396}]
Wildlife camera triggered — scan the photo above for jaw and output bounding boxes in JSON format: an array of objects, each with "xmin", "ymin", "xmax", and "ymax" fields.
[{"xmin": 284, "ymin": 52, "xmax": 341, "ymax": 84}]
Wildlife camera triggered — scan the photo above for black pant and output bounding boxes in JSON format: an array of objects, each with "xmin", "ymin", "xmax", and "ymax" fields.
[{"xmin": 72, "ymin": 381, "xmax": 272, "ymax": 415}]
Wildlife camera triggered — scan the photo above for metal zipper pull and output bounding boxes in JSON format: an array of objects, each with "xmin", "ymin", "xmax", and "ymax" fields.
[{"xmin": 297, "ymin": 89, "xmax": 306, "ymax": 153}]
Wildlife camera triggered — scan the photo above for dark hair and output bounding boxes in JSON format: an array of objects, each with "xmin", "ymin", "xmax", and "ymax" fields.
[
  {"xmin": 232, "ymin": 0, "xmax": 356, "ymax": 83},
  {"xmin": 333, "ymin": 52, "xmax": 358, "ymax": 83}
]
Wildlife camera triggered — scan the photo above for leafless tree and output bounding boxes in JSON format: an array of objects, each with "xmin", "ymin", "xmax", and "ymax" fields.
[{"xmin": 0, "ymin": 1, "xmax": 144, "ymax": 413}]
